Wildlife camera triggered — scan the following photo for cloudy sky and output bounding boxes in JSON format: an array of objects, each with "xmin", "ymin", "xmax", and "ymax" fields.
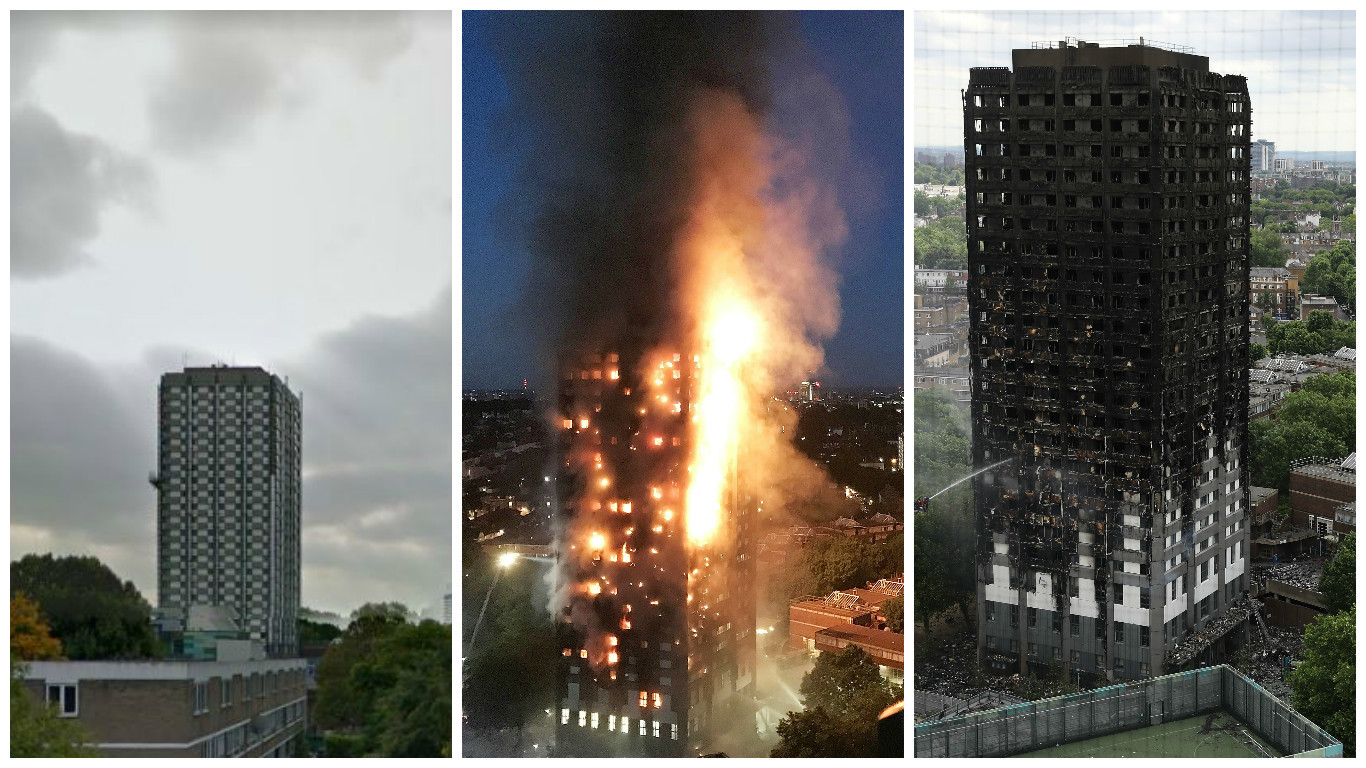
[
  {"xmin": 916, "ymin": 11, "xmax": 1355, "ymax": 152},
  {"xmin": 11, "ymin": 11, "xmax": 452, "ymax": 616}
]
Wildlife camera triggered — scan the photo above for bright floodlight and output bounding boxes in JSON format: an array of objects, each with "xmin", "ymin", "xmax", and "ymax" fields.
[{"xmin": 499, "ymin": 552, "xmax": 519, "ymax": 568}]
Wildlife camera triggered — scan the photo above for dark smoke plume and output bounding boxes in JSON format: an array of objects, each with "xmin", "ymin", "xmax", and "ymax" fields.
[{"xmin": 486, "ymin": 11, "xmax": 787, "ymax": 371}]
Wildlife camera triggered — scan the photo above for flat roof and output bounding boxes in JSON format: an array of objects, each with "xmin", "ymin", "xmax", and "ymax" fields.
[
  {"xmin": 26, "ymin": 658, "xmax": 306, "ymax": 684},
  {"xmin": 815, "ymin": 624, "xmax": 905, "ymax": 655},
  {"xmin": 790, "ymin": 600, "xmax": 870, "ymax": 620},
  {"xmin": 846, "ymin": 588, "xmax": 898, "ymax": 607},
  {"xmin": 1291, "ymin": 462, "xmax": 1355, "ymax": 485}
]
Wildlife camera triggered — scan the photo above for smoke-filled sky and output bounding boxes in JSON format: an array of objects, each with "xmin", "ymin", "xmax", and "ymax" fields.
[
  {"xmin": 917, "ymin": 11, "xmax": 1356, "ymax": 152},
  {"xmin": 462, "ymin": 10, "xmax": 904, "ymax": 390},
  {"xmin": 11, "ymin": 11, "xmax": 452, "ymax": 617}
]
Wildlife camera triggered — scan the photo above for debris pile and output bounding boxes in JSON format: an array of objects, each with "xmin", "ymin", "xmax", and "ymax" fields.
[
  {"xmin": 1237, "ymin": 622, "xmax": 1304, "ymax": 694},
  {"xmin": 1249, "ymin": 558, "xmax": 1324, "ymax": 594},
  {"xmin": 1166, "ymin": 597, "xmax": 1256, "ymax": 667}
]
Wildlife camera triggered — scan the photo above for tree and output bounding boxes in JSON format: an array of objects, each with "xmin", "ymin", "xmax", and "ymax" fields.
[
  {"xmin": 1288, "ymin": 607, "xmax": 1355, "ymax": 757},
  {"xmin": 882, "ymin": 596, "xmax": 904, "ymax": 634},
  {"xmin": 10, "ymin": 664, "xmax": 97, "ymax": 757},
  {"xmin": 1263, "ymin": 371, "xmax": 1356, "ymax": 455},
  {"xmin": 770, "ymin": 707, "xmax": 849, "ymax": 758},
  {"xmin": 10, "ymin": 554, "xmax": 159, "ymax": 660},
  {"xmin": 1249, "ymin": 419, "xmax": 1348, "ymax": 492},
  {"xmin": 1250, "ymin": 228, "xmax": 1290, "ymax": 268},
  {"xmin": 315, "ymin": 604, "xmax": 451, "ymax": 758},
  {"xmin": 913, "ymin": 388, "xmax": 976, "ymax": 626},
  {"xmin": 913, "ymin": 216, "xmax": 967, "ymax": 269},
  {"xmin": 357, "ymin": 621, "xmax": 452, "ymax": 757},
  {"xmin": 461, "ymin": 547, "xmax": 556, "ymax": 754},
  {"xmin": 315, "ymin": 602, "xmax": 411, "ymax": 732},
  {"xmin": 12, "ymin": 593, "xmax": 63, "ymax": 662},
  {"xmin": 913, "ymin": 190, "xmax": 932, "ymax": 216},
  {"xmin": 1318, "ymin": 533, "xmax": 1355, "ymax": 615},
  {"xmin": 299, "ymin": 617, "xmax": 343, "ymax": 647},
  {"xmin": 772, "ymin": 646, "xmax": 898, "ymax": 757},
  {"xmin": 1303, "ymin": 370, "xmax": 1355, "ymax": 401},
  {"xmin": 1255, "ymin": 290, "xmax": 1277, "ymax": 314},
  {"xmin": 1250, "ymin": 342, "xmax": 1268, "ymax": 363},
  {"xmin": 1303, "ymin": 240, "xmax": 1355, "ymax": 311}
]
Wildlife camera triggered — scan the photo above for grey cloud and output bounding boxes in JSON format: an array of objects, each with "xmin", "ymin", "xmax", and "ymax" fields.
[
  {"xmin": 10, "ymin": 336, "xmax": 155, "ymax": 547},
  {"xmin": 11, "ymin": 285, "xmax": 452, "ymax": 614},
  {"xmin": 11, "ymin": 105, "xmax": 152, "ymax": 279},
  {"xmin": 149, "ymin": 11, "xmax": 418, "ymax": 155},
  {"xmin": 283, "ymin": 285, "xmax": 451, "ymax": 611}
]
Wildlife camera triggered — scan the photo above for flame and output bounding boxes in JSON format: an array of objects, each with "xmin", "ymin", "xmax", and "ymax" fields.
[
  {"xmin": 685, "ymin": 304, "xmax": 758, "ymax": 544},
  {"xmin": 589, "ymin": 532, "xmax": 605, "ymax": 550}
]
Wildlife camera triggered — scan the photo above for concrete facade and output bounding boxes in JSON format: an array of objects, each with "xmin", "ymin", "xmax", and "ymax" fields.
[{"xmin": 153, "ymin": 366, "xmax": 302, "ymax": 658}]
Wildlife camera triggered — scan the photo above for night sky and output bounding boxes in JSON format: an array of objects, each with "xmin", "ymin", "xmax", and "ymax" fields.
[{"xmin": 461, "ymin": 11, "xmax": 903, "ymax": 390}]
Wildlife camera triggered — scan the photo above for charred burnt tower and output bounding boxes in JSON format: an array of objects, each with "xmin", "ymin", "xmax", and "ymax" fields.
[
  {"xmin": 965, "ymin": 41, "xmax": 1253, "ymax": 682},
  {"xmin": 553, "ymin": 351, "xmax": 756, "ymax": 757}
]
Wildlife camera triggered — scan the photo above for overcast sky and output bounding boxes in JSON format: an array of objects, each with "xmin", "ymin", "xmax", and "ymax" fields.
[
  {"xmin": 916, "ymin": 10, "xmax": 1355, "ymax": 152},
  {"xmin": 11, "ymin": 11, "xmax": 452, "ymax": 617}
]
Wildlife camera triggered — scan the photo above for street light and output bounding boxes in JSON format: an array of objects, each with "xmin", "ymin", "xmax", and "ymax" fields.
[{"xmin": 469, "ymin": 552, "xmax": 518, "ymax": 653}]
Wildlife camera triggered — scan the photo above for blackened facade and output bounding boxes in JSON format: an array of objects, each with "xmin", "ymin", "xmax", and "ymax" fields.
[{"xmin": 965, "ymin": 42, "xmax": 1253, "ymax": 681}]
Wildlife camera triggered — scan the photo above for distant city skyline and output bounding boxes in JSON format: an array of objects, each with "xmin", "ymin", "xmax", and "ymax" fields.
[
  {"xmin": 916, "ymin": 11, "xmax": 1355, "ymax": 152},
  {"xmin": 11, "ymin": 11, "xmax": 452, "ymax": 616}
]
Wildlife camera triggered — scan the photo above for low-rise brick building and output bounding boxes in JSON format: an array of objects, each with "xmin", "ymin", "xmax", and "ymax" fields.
[
  {"xmin": 1288, "ymin": 454, "xmax": 1355, "ymax": 538},
  {"xmin": 22, "ymin": 658, "xmax": 307, "ymax": 758}
]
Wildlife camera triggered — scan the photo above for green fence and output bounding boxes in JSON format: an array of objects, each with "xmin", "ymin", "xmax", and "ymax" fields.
[{"xmin": 914, "ymin": 665, "xmax": 1341, "ymax": 758}]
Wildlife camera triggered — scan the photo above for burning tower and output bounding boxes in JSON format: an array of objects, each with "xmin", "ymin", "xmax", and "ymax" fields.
[
  {"xmin": 965, "ymin": 40, "xmax": 1253, "ymax": 681},
  {"xmin": 491, "ymin": 11, "xmax": 846, "ymax": 754},
  {"xmin": 554, "ymin": 349, "xmax": 755, "ymax": 756}
]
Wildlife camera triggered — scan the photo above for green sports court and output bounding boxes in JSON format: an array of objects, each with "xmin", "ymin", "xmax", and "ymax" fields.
[
  {"xmin": 915, "ymin": 665, "xmax": 1341, "ymax": 758},
  {"xmin": 1015, "ymin": 711, "xmax": 1282, "ymax": 758}
]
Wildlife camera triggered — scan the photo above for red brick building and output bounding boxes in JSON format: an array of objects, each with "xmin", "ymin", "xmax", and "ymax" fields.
[{"xmin": 1288, "ymin": 455, "xmax": 1356, "ymax": 538}]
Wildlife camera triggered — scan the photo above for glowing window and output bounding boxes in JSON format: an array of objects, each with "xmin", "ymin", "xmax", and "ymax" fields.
[
  {"xmin": 580, "ymin": 649, "xmax": 588, "ymax": 659},
  {"xmin": 609, "ymin": 715, "xmax": 616, "ymax": 731},
  {"xmin": 640, "ymin": 719, "xmax": 647, "ymax": 736},
  {"xmin": 578, "ymin": 710, "xmax": 586, "ymax": 727},
  {"xmin": 591, "ymin": 712, "xmax": 599, "ymax": 729},
  {"xmin": 653, "ymin": 720, "xmax": 661, "ymax": 737},
  {"xmin": 561, "ymin": 708, "xmax": 569, "ymax": 724},
  {"xmin": 639, "ymin": 691, "xmax": 648, "ymax": 707},
  {"xmin": 672, "ymin": 723, "xmax": 679, "ymax": 740},
  {"xmin": 652, "ymin": 693, "xmax": 662, "ymax": 708},
  {"xmin": 562, "ymin": 648, "xmax": 571, "ymax": 657}
]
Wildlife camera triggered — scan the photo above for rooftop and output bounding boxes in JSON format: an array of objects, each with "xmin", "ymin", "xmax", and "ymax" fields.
[
  {"xmin": 1010, "ymin": 37, "xmax": 1209, "ymax": 73},
  {"xmin": 814, "ymin": 623, "xmax": 905, "ymax": 656},
  {"xmin": 1289, "ymin": 455, "xmax": 1356, "ymax": 485}
]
